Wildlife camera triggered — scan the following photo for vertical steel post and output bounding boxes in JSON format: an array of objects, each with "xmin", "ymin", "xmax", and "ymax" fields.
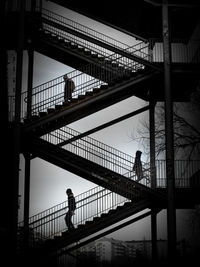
[
  {"xmin": 150, "ymin": 100, "xmax": 157, "ymax": 261},
  {"xmin": 150, "ymin": 101, "xmax": 156, "ymax": 189},
  {"xmin": 162, "ymin": 0, "xmax": 177, "ymax": 260},
  {"xmin": 23, "ymin": 47, "xmax": 34, "ymax": 243},
  {"xmin": 151, "ymin": 209, "xmax": 158, "ymax": 262},
  {"xmin": 24, "ymin": 153, "xmax": 31, "ymax": 248},
  {"xmin": 27, "ymin": 49, "xmax": 34, "ymax": 119},
  {"xmin": 12, "ymin": 0, "xmax": 25, "ymax": 253}
]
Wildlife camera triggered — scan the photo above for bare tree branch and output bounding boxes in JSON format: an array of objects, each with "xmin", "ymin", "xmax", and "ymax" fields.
[{"xmin": 132, "ymin": 88, "xmax": 200, "ymax": 159}]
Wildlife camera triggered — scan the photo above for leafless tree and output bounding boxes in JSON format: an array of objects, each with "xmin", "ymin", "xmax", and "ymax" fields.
[{"xmin": 133, "ymin": 87, "xmax": 200, "ymax": 160}]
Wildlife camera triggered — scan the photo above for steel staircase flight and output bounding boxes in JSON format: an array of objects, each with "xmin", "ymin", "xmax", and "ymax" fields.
[
  {"xmin": 14, "ymin": 4, "xmax": 200, "ymax": 266},
  {"xmin": 31, "ymin": 8, "xmax": 160, "ymax": 71},
  {"xmin": 20, "ymin": 8, "xmax": 163, "ymax": 135},
  {"xmin": 18, "ymin": 184, "xmax": 155, "ymax": 263},
  {"xmin": 22, "ymin": 64, "xmax": 159, "ymax": 135},
  {"xmin": 23, "ymin": 127, "xmax": 166, "ymax": 201},
  {"xmin": 19, "ymin": 7, "xmax": 162, "ymax": 264}
]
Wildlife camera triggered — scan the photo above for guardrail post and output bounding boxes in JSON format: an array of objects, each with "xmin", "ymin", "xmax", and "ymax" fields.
[{"xmin": 162, "ymin": 0, "xmax": 177, "ymax": 260}]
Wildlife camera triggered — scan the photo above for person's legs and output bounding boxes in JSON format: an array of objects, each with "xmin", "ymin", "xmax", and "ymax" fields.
[
  {"xmin": 67, "ymin": 87, "xmax": 72, "ymax": 101},
  {"xmin": 65, "ymin": 211, "xmax": 74, "ymax": 230},
  {"xmin": 65, "ymin": 212, "xmax": 69, "ymax": 228}
]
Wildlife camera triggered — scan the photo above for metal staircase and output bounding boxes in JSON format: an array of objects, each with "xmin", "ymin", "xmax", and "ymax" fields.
[
  {"xmin": 18, "ymin": 183, "xmax": 154, "ymax": 264},
  {"xmin": 21, "ymin": 64, "xmax": 158, "ymax": 135},
  {"xmin": 17, "ymin": 10, "xmax": 165, "ymax": 263},
  {"xmin": 16, "ymin": 9, "xmax": 163, "ymax": 137},
  {"xmin": 30, "ymin": 8, "xmax": 160, "ymax": 71},
  {"xmin": 23, "ymin": 127, "xmax": 167, "ymax": 201},
  {"xmin": 13, "ymin": 4, "xmax": 200, "ymax": 266}
]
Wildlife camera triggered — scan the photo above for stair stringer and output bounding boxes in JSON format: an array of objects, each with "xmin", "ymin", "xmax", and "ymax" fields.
[
  {"xmin": 29, "ymin": 199, "xmax": 153, "ymax": 263},
  {"xmin": 23, "ymin": 69, "xmax": 159, "ymax": 136},
  {"xmin": 23, "ymin": 135, "xmax": 166, "ymax": 201}
]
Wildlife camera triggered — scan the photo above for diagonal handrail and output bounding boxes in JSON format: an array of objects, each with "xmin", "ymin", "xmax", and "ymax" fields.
[
  {"xmin": 41, "ymin": 126, "xmax": 200, "ymax": 188},
  {"xmin": 18, "ymin": 8, "xmax": 152, "ymax": 122},
  {"xmin": 18, "ymin": 182, "xmax": 142, "ymax": 247},
  {"xmin": 20, "ymin": 51, "xmax": 147, "ymax": 120},
  {"xmin": 18, "ymin": 155, "xmax": 200, "ymax": 240},
  {"xmin": 42, "ymin": 126, "xmax": 151, "ymax": 185},
  {"xmin": 37, "ymin": 8, "xmax": 150, "ymax": 62}
]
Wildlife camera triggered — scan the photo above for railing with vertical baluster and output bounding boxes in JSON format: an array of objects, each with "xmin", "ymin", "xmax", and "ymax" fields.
[
  {"xmin": 18, "ymin": 50, "xmax": 145, "ymax": 121},
  {"xmin": 41, "ymin": 126, "xmax": 151, "ymax": 186},
  {"xmin": 149, "ymin": 38, "xmax": 200, "ymax": 63},
  {"xmin": 36, "ymin": 8, "xmax": 149, "ymax": 62},
  {"xmin": 17, "ymin": 157, "xmax": 200, "ymax": 249},
  {"xmin": 156, "ymin": 159, "xmax": 200, "ymax": 188},
  {"xmin": 18, "ymin": 183, "xmax": 139, "ymax": 248},
  {"xmin": 41, "ymin": 126, "xmax": 200, "ymax": 188}
]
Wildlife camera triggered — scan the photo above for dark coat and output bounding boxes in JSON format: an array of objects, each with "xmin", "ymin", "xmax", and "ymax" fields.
[{"xmin": 68, "ymin": 193, "xmax": 76, "ymax": 211}]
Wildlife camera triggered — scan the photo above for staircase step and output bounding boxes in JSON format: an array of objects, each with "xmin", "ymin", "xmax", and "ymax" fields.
[
  {"xmin": 105, "ymin": 60, "xmax": 112, "ymax": 65},
  {"xmin": 54, "ymin": 235, "xmax": 61, "ymax": 240},
  {"xmin": 100, "ymin": 84, "xmax": 108, "ymax": 90},
  {"xmin": 58, "ymin": 37, "xmax": 65, "ymax": 43},
  {"xmin": 84, "ymin": 50, "xmax": 92, "ymax": 56},
  {"xmin": 111, "ymin": 62, "xmax": 119, "ymax": 68},
  {"xmin": 47, "ymin": 108, "xmax": 55, "ymax": 114},
  {"xmin": 77, "ymin": 224, "xmax": 85, "ymax": 229},
  {"xmin": 85, "ymin": 91, "xmax": 93, "ymax": 96},
  {"xmin": 93, "ymin": 88, "xmax": 101, "ymax": 94},
  {"xmin": 61, "ymin": 231, "xmax": 71, "ymax": 236},
  {"xmin": 39, "ymin": 112, "xmax": 47, "ymax": 117},
  {"xmin": 85, "ymin": 220, "xmax": 93, "ymax": 225},
  {"xmin": 63, "ymin": 41, "xmax": 71, "ymax": 47},
  {"xmin": 91, "ymin": 53, "xmax": 98, "ymax": 58},
  {"xmin": 100, "ymin": 213, "xmax": 108, "ymax": 218},
  {"xmin": 116, "ymin": 205, "xmax": 124, "ymax": 210},
  {"xmin": 124, "ymin": 201, "xmax": 132, "ymax": 207},
  {"xmin": 98, "ymin": 56, "xmax": 105, "ymax": 61},
  {"xmin": 70, "ymin": 98, "xmax": 79, "ymax": 104},
  {"xmin": 55, "ymin": 105, "xmax": 63, "ymax": 110},
  {"xmin": 93, "ymin": 217, "xmax": 101, "ymax": 222},
  {"xmin": 77, "ymin": 46, "xmax": 84, "ymax": 52},
  {"xmin": 78, "ymin": 95, "xmax": 86, "ymax": 100},
  {"xmin": 30, "ymin": 115, "xmax": 39, "ymax": 121},
  {"xmin": 108, "ymin": 209, "xmax": 116, "ymax": 215},
  {"xmin": 131, "ymin": 71, "xmax": 138, "ymax": 78},
  {"xmin": 136, "ymin": 68, "xmax": 146, "ymax": 74},
  {"xmin": 23, "ymin": 118, "xmax": 30, "ymax": 124},
  {"xmin": 50, "ymin": 34, "xmax": 58, "ymax": 41},
  {"xmin": 62, "ymin": 101, "xmax": 71, "ymax": 107}
]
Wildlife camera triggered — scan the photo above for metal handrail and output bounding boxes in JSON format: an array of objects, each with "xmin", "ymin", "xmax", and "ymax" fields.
[
  {"xmin": 42, "ymin": 128, "xmax": 200, "ymax": 189},
  {"xmin": 42, "ymin": 126, "xmax": 143, "ymax": 177},
  {"xmin": 39, "ymin": 8, "xmax": 148, "ymax": 58},
  {"xmin": 18, "ymin": 183, "xmax": 137, "ymax": 246},
  {"xmin": 20, "ymin": 54, "xmax": 144, "ymax": 119},
  {"xmin": 17, "ymin": 157, "xmax": 200, "ymax": 249}
]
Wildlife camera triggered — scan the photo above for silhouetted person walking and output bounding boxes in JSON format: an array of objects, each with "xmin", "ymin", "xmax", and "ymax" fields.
[
  {"xmin": 63, "ymin": 74, "xmax": 75, "ymax": 102},
  {"xmin": 65, "ymin": 188, "xmax": 76, "ymax": 231},
  {"xmin": 132, "ymin": 150, "xmax": 143, "ymax": 181}
]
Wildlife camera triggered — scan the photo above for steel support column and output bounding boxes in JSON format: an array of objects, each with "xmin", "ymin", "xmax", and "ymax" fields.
[
  {"xmin": 12, "ymin": 0, "xmax": 25, "ymax": 253},
  {"xmin": 23, "ymin": 153, "xmax": 31, "ymax": 248},
  {"xmin": 23, "ymin": 47, "xmax": 34, "ymax": 247},
  {"xmin": 149, "ymin": 100, "xmax": 157, "ymax": 261},
  {"xmin": 162, "ymin": 0, "xmax": 177, "ymax": 260},
  {"xmin": 151, "ymin": 208, "xmax": 158, "ymax": 261},
  {"xmin": 27, "ymin": 49, "xmax": 34, "ymax": 119},
  {"xmin": 150, "ymin": 101, "xmax": 156, "ymax": 189}
]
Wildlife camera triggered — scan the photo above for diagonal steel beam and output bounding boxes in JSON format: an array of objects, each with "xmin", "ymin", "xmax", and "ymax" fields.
[{"xmin": 58, "ymin": 105, "xmax": 150, "ymax": 147}]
